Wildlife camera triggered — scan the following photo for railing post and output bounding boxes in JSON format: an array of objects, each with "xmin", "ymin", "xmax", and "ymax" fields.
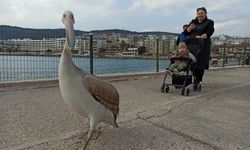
[
  {"xmin": 222, "ymin": 43, "xmax": 226, "ymax": 67},
  {"xmin": 242, "ymin": 43, "xmax": 246, "ymax": 66},
  {"xmin": 237, "ymin": 47, "xmax": 240, "ymax": 65},
  {"xmin": 89, "ymin": 34, "xmax": 93, "ymax": 74},
  {"xmin": 156, "ymin": 38, "xmax": 159, "ymax": 72}
]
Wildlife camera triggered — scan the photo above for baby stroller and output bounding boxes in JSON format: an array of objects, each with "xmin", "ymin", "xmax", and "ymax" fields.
[
  {"xmin": 160, "ymin": 39, "xmax": 203, "ymax": 96},
  {"xmin": 160, "ymin": 57, "xmax": 198, "ymax": 96}
]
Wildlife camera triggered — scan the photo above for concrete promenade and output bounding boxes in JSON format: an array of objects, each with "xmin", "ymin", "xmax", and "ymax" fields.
[{"xmin": 1, "ymin": 66, "xmax": 250, "ymax": 150}]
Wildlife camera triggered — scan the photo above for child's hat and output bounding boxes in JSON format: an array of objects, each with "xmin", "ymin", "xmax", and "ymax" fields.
[{"xmin": 178, "ymin": 42, "xmax": 187, "ymax": 49}]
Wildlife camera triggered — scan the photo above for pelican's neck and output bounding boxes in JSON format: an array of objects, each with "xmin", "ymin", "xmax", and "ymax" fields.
[
  {"xmin": 63, "ymin": 41, "xmax": 73, "ymax": 55},
  {"xmin": 59, "ymin": 45, "xmax": 75, "ymax": 72},
  {"xmin": 59, "ymin": 31, "xmax": 87, "ymax": 77}
]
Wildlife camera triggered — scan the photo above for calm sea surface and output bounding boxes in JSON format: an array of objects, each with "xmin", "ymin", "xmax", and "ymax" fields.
[
  {"xmin": 0, "ymin": 55, "xmax": 170, "ymax": 81},
  {"xmin": 0, "ymin": 55, "xmax": 240, "ymax": 81}
]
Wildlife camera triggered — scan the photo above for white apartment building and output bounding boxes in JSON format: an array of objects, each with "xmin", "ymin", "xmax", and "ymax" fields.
[
  {"xmin": 0, "ymin": 38, "xmax": 65, "ymax": 52},
  {"xmin": 144, "ymin": 37, "xmax": 176, "ymax": 55},
  {"xmin": 122, "ymin": 48, "xmax": 138, "ymax": 56}
]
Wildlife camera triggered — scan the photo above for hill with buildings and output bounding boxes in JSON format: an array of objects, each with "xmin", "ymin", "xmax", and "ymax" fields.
[{"xmin": 0, "ymin": 25, "xmax": 177, "ymax": 39}]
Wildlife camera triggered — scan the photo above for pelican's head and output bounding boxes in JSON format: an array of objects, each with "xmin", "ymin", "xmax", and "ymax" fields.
[{"xmin": 62, "ymin": 10, "xmax": 75, "ymax": 50}]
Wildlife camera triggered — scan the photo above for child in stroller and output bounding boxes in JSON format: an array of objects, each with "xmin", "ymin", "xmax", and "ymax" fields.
[
  {"xmin": 161, "ymin": 42, "xmax": 197, "ymax": 96},
  {"xmin": 167, "ymin": 42, "xmax": 196, "ymax": 75}
]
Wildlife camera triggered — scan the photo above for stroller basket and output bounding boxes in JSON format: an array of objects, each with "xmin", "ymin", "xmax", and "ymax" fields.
[{"xmin": 172, "ymin": 75, "xmax": 192, "ymax": 87}]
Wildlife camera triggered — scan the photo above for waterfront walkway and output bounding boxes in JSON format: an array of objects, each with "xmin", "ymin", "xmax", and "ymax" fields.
[{"xmin": 1, "ymin": 66, "xmax": 250, "ymax": 150}]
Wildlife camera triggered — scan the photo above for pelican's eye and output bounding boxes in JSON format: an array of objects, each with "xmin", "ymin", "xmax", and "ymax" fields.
[
  {"xmin": 63, "ymin": 14, "xmax": 66, "ymax": 18},
  {"xmin": 71, "ymin": 15, "xmax": 74, "ymax": 19}
]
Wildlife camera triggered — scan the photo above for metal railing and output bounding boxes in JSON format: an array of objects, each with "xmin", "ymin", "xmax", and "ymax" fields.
[
  {"xmin": 210, "ymin": 43, "xmax": 250, "ymax": 68},
  {"xmin": 0, "ymin": 35, "xmax": 170, "ymax": 82},
  {"xmin": 0, "ymin": 33, "xmax": 249, "ymax": 82}
]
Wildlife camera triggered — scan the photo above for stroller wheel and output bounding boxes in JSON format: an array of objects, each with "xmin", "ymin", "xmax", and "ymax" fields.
[
  {"xmin": 165, "ymin": 85, "xmax": 169, "ymax": 93},
  {"xmin": 181, "ymin": 88, "xmax": 185, "ymax": 96},
  {"xmin": 161, "ymin": 84, "xmax": 165, "ymax": 93},
  {"xmin": 193, "ymin": 84, "xmax": 198, "ymax": 91},
  {"xmin": 181, "ymin": 88, "xmax": 190, "ymax": 96},
  {"xmin": 186, "ymin": 88, "xmax": 190, "ymax": 96}
]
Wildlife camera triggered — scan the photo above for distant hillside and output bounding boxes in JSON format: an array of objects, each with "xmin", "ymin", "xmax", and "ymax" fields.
[
  {"xmin": 0, "ymin": 25, "xmax": 177, "ymax": 39},
  {"xmin": 90, "ymin": 29, "xmax": 177, "ymax": 36},
  {"xmin": 0, "ymin": 25, "xmax": 86, "ymax": 39}
]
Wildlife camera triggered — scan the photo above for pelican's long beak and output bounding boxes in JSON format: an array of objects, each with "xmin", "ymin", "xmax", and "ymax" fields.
[{"xmin": 65, "ymin": 23, "xmax": 75, "ymax": 50}]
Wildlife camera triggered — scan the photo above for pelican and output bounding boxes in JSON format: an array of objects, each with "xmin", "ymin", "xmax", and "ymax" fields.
[{"xmin": 59, "ymin": 10, "xmax": 119, "ymax": 150}]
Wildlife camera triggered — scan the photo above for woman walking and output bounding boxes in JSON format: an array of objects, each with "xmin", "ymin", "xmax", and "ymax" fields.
[{"xmin": 184, "ymin": 7, "xmax": 215, "ymax": 90}]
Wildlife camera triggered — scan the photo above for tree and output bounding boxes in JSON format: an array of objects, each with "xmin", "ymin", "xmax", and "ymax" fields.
[{"xmin": 119, "ymin": 40, "xmax": 126, "ymax": 51}]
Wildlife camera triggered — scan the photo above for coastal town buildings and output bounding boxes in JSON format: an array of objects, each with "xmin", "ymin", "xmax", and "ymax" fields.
[
  {"xmin": 0, "ymin": 33, "xmax": 177, "ymax": 56},
  {"xmin": 1, "ymin": 33, "xmax": 249, "ymax": 58}
]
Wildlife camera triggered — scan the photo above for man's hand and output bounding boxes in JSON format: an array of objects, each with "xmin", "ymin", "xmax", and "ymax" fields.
[{"xmin": 187, "ymin": 23, "xmax": 196, "ymax": 32}]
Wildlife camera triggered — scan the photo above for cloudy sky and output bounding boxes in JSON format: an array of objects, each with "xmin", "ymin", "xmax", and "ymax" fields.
[{"xmin": 0, "ymin": 0, "xmax": 249, "ymax": 37}]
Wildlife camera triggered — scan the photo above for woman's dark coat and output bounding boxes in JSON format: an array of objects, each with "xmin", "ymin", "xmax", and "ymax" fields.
[{"xmin": 184, "ymin": 17, "xmax": 214, "ymax": 69}]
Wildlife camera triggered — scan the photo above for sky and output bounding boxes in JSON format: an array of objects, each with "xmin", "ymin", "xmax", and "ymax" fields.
[{"xmin": 0, "ymin": 0, "xmax": 250, "ymax": 37}]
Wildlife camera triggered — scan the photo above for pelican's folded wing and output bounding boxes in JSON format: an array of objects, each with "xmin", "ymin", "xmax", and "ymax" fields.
[{"xmin": 82, "ymin": 75, "xmax": 119, "ymax": 115}]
